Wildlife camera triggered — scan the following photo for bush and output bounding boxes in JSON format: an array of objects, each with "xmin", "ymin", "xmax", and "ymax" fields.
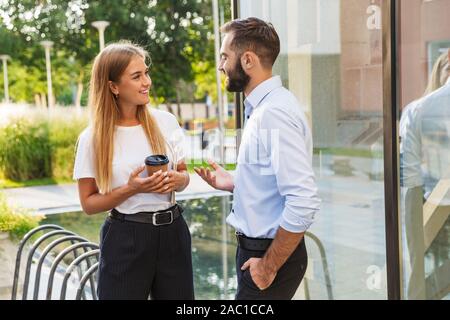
[
  {"xmin": 0, "ymin": 116, "xmax": 52, "ymax": 181},
  {"xmin": 0, "ymin": 110, "xmax": 88, "ymax": 182},
  {"xmin": 49, "ymin": 116, "xmax": 88, "ymax": 180},
  {"xmin": 0, "ymin": 193, "xmax": 43, "ymax": 240}
]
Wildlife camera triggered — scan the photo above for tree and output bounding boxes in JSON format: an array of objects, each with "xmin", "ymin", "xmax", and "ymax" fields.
[{"xmin": 1, "ymin": 0, "xmax": 218, "ymax": 115}]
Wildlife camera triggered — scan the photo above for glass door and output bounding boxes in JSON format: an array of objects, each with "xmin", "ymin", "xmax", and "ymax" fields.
[{"xmin": 398, "ymin": 0, "xmax": 450, "ymax": 300}]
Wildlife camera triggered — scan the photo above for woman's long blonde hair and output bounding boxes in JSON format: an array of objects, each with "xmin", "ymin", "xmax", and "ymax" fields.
[
  {"xmin": 424, "ymin": 51, "xmax": 450, "ymax": 96},
  {"xmin": 88, "ymin": 41, "xmax": 166, "ymax": 194}
]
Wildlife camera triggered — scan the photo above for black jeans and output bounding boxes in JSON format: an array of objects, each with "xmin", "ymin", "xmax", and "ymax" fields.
[
  {"xmin": 97, "ymin": 214, "xmax": 194, "ymax": 300},
  {"xmin": 235, "ymin": 239, "xmax": 307, "ymax": 300}
]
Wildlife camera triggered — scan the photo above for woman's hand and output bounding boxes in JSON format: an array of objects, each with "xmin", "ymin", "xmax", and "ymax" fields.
[
  {"xmin": 127, "ymin": 165, "xmax": 169, "ymax": 194},
  {"xmin": 152, "ymin": 170, "xmax": 188, "ymax": 194}
]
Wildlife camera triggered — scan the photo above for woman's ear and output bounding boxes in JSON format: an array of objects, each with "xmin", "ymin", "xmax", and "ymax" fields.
[{"xmin": 109, "ymin": 81, "xmax": 119, "ymax": 96}]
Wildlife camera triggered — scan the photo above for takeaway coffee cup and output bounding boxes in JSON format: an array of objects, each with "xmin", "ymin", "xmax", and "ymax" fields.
[{"xmin": 145, "ymin": 155, "xmax": 169, "ymax": 176}]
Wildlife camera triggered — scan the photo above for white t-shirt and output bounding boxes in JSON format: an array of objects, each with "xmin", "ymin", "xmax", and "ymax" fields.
[{"xmin": 73, "ymin": 108, "xmax": 185, "ymax": 214}]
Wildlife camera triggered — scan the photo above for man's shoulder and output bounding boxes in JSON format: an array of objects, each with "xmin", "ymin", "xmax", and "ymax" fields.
[{"xmin": 263, "ymin": 87, "xmax": 305, "ymax": 116}]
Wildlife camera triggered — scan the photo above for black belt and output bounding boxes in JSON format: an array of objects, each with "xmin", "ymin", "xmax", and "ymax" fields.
[
  {"xmin": 236, "ymin": 232, "xmax": 273, "ymax": 251},
  {"xmin": 109, "ymin": 204, "xmax": 183, "ymax": 226}
]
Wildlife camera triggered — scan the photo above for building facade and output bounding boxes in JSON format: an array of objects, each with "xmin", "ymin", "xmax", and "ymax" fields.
[{"xmin": 232, "ymin": 0, "xmax": 450, "ymax": 300}]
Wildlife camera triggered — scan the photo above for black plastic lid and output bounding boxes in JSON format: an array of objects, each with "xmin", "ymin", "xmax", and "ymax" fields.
[{"xmin": 145, "ymin": 154, "xmax": 169, "ymax": 166}]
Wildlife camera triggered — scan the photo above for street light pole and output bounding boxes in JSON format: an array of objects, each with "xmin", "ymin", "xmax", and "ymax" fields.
[
  {"xmin": 0, "ymin": 55, "xmax": 10, "ymax": 103},
  {"xmin": 92, "ymin": 21, "xmax": 110, "ymax": 51},
  {"xmin": 40, "ymin": 41, "xmax": 54, "ymax": 109},
  {"xmin": 212, "ymin": 0, "xmax": 225, "ymax": 165}
]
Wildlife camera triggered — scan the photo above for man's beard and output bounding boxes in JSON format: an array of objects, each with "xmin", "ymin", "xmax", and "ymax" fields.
[{"xmin": 226, "ymin": 58, "xmax": 250, "ymax": 92}]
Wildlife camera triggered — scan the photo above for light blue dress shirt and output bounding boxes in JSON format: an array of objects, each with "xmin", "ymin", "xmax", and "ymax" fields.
[
  {"xmin": 400, "ymin": 78, "xmax": 450, "ymax": 203},
  {"xmin": 227, "ymin": 76, "xmax": 321, "ymax": 238}
]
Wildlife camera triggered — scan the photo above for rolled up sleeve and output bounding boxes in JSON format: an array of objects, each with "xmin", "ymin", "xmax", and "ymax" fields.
[{"xmin": 260, "ymin": 106, "xmax": 321, "ymax": 233}]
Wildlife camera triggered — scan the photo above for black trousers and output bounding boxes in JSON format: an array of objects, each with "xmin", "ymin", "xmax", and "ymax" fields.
[
  {"xmin": 235, "ymin": 238, "xmax": 307, "ymax": 300},
  {"xmin": 97, "ymin": 214, "xmax": 194, "ymax": 300}
]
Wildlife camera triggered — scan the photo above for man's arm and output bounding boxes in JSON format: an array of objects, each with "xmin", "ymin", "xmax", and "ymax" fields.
[
  {"xmin": 241, "ymin": 105, "xmax": 320, "ymax": 290},
  {"xmin": 241, "ymin": 227, "xmax": 303, "ymax": 289}
]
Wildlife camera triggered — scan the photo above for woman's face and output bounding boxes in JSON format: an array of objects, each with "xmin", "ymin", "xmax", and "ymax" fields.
[{"xmin": 112, "ymin": 56, "xmax": 151, "ymax": 106}]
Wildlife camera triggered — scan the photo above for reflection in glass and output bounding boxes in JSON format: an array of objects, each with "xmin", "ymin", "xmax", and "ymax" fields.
[
  {"xmin": 42, "ymin": 196, "xmax": 237, "ymax": 300},
  {"xmin": 239, "ymin": 0, "xmax": 387, "ymax": 299},
  {"xmin": 399, "ymin": 0, "xmax": 450, "ymax": 300}
]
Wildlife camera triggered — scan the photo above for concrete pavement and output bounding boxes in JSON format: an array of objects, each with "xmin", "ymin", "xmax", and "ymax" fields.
[{"xmin": 2, "ymin": 173, "xmax": 231, "ymax": 215}]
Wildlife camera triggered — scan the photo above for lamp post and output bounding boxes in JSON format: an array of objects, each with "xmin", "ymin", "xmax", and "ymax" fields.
[
  {"xmin": 92, "ymin": 21, "xmax": 110, "ymax": 51},
  {"xmin": 40, "ymin": 41, "xmax": 54, "ymax": 109},
  {"xmin": 0, "ymin": 55, "xmax": 10, "ymax": 103},
  {"xmin": 212, "ymin": 0, "xmax": 224, "ymax": 164}
]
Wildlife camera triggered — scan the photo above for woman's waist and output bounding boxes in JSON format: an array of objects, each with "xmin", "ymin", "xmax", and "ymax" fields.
[{"xmin": 115, "ymin": 193, "xmax": 173, "ymax": 214}]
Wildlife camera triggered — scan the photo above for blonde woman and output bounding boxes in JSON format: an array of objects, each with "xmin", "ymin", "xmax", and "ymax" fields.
[
  {"xmin": 400, "ymin": 52, "xmax": 450, "ymax": 136},
  {"xmin": 73, "ymin": 42, "xmax": 193, "ymax": 300}
]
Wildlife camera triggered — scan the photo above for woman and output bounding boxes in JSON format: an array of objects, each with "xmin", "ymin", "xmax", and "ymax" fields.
[{"xmin": 73, "ymin": 42, "xmax": 193, "ymax": 300}]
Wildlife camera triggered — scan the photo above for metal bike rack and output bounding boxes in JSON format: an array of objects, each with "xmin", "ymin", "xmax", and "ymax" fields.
[
  {"xmin": 47, "ymin": 242, "xmax": 99, "ymax": 300},
  {"xmin": 59, "ymin": 249, "xmax": 100, "ymax": 300},
  {"xmin": 32, "ymin": 235, "xmax": 88, "ymax": 300},
  {"xmin": 11, "ymin": 224, "xmax": 64, "ymax": 300},
  {"xmin": 12, "ymin": 224, "xmax": 100, "ymax": 300},
  {"xmin": 75, "ymin": 261, "xmax": 100, "ymax": 300},
  {"xmin": 22, "ymin": 229, "xmax": 76, "ymax": 299},
  {"xmin": 304, "ymin": 231, "xmax": 334, "ymax": 300}
]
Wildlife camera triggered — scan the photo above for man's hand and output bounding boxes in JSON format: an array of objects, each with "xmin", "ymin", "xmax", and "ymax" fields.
[
  {"xmin": 194, "ymin": 159, "xmax": 234, "ymax": 192},
  {"xmin": 241, "ymin": 258, "xmax": 277, "ymax": 290}
]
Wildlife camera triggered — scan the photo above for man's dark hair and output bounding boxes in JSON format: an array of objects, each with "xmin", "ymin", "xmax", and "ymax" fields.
[{"xmin": 220, "ymin": 17, "xmax": 280, "ymax": 68}]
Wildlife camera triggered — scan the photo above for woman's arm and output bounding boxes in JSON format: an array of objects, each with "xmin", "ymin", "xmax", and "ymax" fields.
[
  {"xmin": 78, "ymin": 166, "xmax": 168, "ymax": 215},
  {"xmin": 174, "ymin": 161, "xmax": 190, "ymax": 192}
]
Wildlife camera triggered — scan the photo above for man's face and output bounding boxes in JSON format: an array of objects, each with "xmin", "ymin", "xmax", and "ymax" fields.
[{"xmin": 218, "ymin": 33, "xmax": 250, "ymax": 92}]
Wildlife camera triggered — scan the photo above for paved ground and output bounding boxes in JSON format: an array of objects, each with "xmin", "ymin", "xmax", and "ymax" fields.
[{"xmin": 2, "ymin": 173, "xmax": 231, "ymax": 215}]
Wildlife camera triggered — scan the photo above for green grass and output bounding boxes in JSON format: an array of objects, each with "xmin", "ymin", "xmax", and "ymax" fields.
[
  {"xmin": 186, "ymin": 160, "xmax": 236, "ymax": 172},
  {"xmin": 0, "ymin": 192, "xmax": 43, "ymax": 240},
  {"xmin": 41, "ymin": 211, "xmax": 107, "ymax": 243},
  {"xmin": 314, "ymin": 147, "xmax": 383, "ymax": 159}
]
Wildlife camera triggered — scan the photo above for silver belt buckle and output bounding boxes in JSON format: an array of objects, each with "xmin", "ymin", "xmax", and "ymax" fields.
[{"xmin": 152, "ymin": 210, "xmax": 173, "ymax": 226}]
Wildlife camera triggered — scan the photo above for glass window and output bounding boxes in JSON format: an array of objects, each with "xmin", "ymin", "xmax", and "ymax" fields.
[
  {"xmin": 239, "ymin": 0, "xmax": 387, "ymax": 299},
  {"xmin": 398, "ymin": 0, "xmax": 450, "ymax": 300}
]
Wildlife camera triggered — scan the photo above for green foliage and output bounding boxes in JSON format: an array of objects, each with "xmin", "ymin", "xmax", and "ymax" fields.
[
  {"xmin": 0, "ymin": 193, "xmax": 43, "ymax": 240},
  {"xmin": 48, "ymin": 114, "xmax": 89, "ymax": 180},
  {"xmin": 0, "ymin": 111, "xmax": 88, "ymax": 182},
  {"xmin": 43, "ymin": 211, "xmax": 107, "ymax": 243},
  {"xmin": 0, "ymin": 116, "xmax": 52, "ymax": 181},
  {"xmin": 0, "ymin": 0, "xmax": 226, "ymax": 106},
  {"xmin": 186, "ymin": 160, "xmax": 236, "ymax": 172}
]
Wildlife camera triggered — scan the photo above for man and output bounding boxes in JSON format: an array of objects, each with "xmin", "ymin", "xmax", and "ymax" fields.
[
  {"xmin": 400, "ymin": 49, "xmax": 450, "ymax": 300},
  {"xmin": 194, "ymin": 17, "xmax": 321, "ymax": 300}
]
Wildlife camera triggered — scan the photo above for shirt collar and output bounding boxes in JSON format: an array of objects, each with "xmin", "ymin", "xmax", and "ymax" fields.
[{"xmin": 244, "ymin": 76, "xmax": 282, "ymax": 117}]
